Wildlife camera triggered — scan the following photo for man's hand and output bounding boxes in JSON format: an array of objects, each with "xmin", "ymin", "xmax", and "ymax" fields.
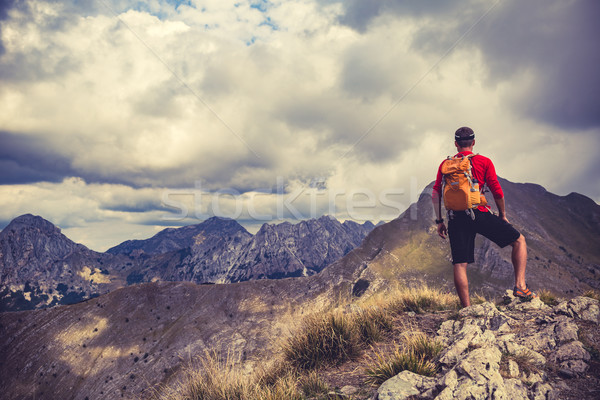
[
  {"xmin": 499, "ymin": 213, "xmax": 510, "ymax": 224},
  {"xmin": 437, "ymin": 222, "xmax": 447, "ymax": 239}
]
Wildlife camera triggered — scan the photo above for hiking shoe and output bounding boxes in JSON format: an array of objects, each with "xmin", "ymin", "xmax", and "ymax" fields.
[{"xmin": 513, "ymin": 286, "xmax": 537, "ymax": 301}]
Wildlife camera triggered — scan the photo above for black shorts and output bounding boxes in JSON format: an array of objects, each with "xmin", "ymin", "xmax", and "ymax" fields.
[{"xmin": 447, "ymin": 209, "xmax": 520, "ymax": 264}]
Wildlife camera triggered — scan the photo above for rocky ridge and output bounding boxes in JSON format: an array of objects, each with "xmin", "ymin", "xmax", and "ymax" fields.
[
  {"xmin": 0, "ymin": 215, "xmax": 374, "ymax": 311},
  {"xmin": 115, "ymin": 215, "xmax": 375, "ymax": 284},
  {"xmin": 377, "ymin": 295, "xmax": 600, "ymax": 400}
]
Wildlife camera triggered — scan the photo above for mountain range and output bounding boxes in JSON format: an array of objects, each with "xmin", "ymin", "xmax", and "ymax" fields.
[
  {"xmin": 0, "ymin": 177, "xmax": 599, "ymax": 399},
  {"xmin": 0, "ymin": 214, "xmax": 374, "ymax": 312}
]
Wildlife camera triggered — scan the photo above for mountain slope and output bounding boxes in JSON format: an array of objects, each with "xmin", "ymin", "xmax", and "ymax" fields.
[{"xmin": 333, "ymin": 177, "xmax": 600, "ymax": 299}]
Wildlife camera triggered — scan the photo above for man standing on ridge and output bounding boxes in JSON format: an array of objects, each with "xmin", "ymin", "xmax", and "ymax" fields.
[{"xmin": 432, "ymin": 127, "xmax": 536, "ymax": 307}]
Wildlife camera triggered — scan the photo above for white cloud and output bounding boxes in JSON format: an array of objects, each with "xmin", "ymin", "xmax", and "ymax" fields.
[{"xmin": 0, "ymin": 0, "xmax": 598, "ymax": 250}]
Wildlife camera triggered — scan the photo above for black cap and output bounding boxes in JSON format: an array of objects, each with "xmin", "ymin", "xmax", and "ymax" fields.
[{"xmin": 455, "ymin": 126, "xmax": 475, "ymax": 141}]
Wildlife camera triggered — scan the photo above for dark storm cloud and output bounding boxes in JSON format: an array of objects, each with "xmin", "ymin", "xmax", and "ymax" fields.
[
  {"xmin": 0, "ymin": 131, "xmax": 74, "ymax": 184},
  {"xmin": 100, "ymin": 200, "xmax": 164, "ymax": 214},
  {"xmin": 0, "ymin": 0, "xmax": 17, "ymax": 55},
  {"xmin": 335, "ymin": 0, "xmax": 462, "ymax": 32},
  {"xmin": 0, "ymin": 0, "xmax": 90, "ymax": 80},
  {"xmin": 336, "ymin": 0, "xmax": 600, "ymax": 131},
  {"xmin": 470, "ymin": 0, "xmax": 600, "ymax": 130}
]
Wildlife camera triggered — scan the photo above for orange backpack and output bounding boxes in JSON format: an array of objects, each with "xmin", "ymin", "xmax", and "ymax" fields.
[{"xmin": 440, "ymin": 154, "xmax": 487, "ymax": 211}]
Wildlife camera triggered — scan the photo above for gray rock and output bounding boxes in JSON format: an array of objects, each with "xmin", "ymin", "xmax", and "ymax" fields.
[
  {"xmin": 502, "ymin": 290, "xmax": 549, "ymax": 311},
  {"xmin": 507, "ymin": 359, "xmax": 520, "ymax": 378},
  {"xmin": 439, "ymin": 325, "xmax": 494, "ymax": 366},
  {"xmin": 558, "ymin": 368, "xmax": 577, "ymax": 379},
  {"xmin": 553, "ymin": 318, "xmax": 580, "ymax": 343},
  {"xmin": 455, "ymin": 347, "xmax": 502, "ymax": 383},
  {"xmin": 554, "ymin": 296, "xmax": 600, "ymax": 323},
  {"xmin": 503, "ymin": 378, "xmax": 530, "ymax": 399},
  {"xmin": 377, "ymin": 370, "xmax": 436, "ymax": 400},
  {"xmin": 531, "ymin": 382, "xmax": 557, "ymax": 400},
  {"xmin": 551, "ymin": 341, "xmax": 591, "ymax": 363},
  {"xmin": 559, "ymin": 359, "xmax": 589, "ymax": 374},
  {"xmin": 340, "ymin": 385, "xmax": 358, "ymax": 396},
  {"xmin": 437, "ymin": 319, "xmax": 459, "ymax": 341},
  {"xmin": 550, "ymin": 341, "xmax": 591, "ymax": 375}
]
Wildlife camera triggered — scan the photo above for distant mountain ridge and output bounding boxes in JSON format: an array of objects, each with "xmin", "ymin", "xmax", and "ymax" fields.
[
  {"xmin": 0, "ymin": 215, "xmax": 374, "ymax": 311},
  {"xmin": 107, "ymin": 217, "xmax": 251, "ymax": 256},
  {"xmin": 108, "ymin": 215, "xmax": 374, "ymax": 284}
]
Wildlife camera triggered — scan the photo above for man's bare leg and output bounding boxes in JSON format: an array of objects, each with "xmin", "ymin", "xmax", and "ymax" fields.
[
  {"xmin": 453, "ymin": 263, "xmax": 470, "ymax": 307},
  {"xmin": 510, "ymin": 234, "xmax": 527, "ymax": 289}
]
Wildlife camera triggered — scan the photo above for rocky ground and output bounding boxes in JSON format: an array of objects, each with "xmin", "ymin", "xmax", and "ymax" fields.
[{"xmin": 315, "ymin": 294, "xmax": 600, "ymax": 400}]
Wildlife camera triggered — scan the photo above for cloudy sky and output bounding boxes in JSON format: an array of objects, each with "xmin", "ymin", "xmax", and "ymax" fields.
[{"xmin": 1, "ymin": 0, "xmax": 598, "ymax": 251}]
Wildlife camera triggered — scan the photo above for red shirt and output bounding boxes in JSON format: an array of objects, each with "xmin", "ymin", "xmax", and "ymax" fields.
[{"xmin": 432, "ymin": 151, "xmax": 503, "ymax": 212}]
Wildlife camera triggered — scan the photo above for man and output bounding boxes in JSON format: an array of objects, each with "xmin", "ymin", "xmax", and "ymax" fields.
[{"xmin": 432, "ymin": 127, "xmax": 535, "ymax": 307}]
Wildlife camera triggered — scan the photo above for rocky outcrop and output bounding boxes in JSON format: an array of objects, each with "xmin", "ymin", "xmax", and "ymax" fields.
[
  {"xmin": 0, "ymin": 214, "xmax": 133, "ymax": 311},
  {"xmin": 376, "ymin": 295, "xmax": 599, "ymax": 400}
]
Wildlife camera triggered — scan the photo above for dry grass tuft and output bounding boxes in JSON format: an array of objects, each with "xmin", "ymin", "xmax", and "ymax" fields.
[
  {"xmin": 152, "ymin": 351, "xmax": 306, "ymax": 400},
  {"xmin": 382, "ymin": 286, "xmax": 460, "ymax": 314},
  {"xmin": 471, "ymin": 293, "xmax": 488, "ymax": 305},
  {"xmin": 282, "ymin": 304, "xmax": 395, "ymax": 370},
  {"xmin": 500, "ymin": 351, "xmax": 542, "ymax": 379},
  {"xmin": 283, "ymin": 312, "xmax": 362, "ymax": 370},
  {"xmin": 298, "ymin": 370, "xmax": 330, "ymax": 398},
  {"xmin": 364, "ymin": 332, "xmax": 443, "ymax": 385},
  {"xmin": 583, "ymin": 290, "xmax": 600, "ymax": 301},
  {"xmin": 538, "ymin": 289, "xmax": 559, "ymax": 306},
  {"xmin": 152, "ymin": 350, "xmax": 251, "ymax": 400},
  {"xmin": 352, "ymin": 306, "xmax": 394, "ymax": 344}
]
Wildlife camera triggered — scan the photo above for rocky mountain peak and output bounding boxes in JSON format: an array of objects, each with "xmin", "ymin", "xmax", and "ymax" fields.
[{"xmin": 2, "ymin": 214, "xmax": 61, "ymax": 237}]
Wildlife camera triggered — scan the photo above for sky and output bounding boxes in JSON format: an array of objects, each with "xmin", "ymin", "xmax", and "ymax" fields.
[{"xmin": 1, "ymin": 0, "xmax": 599, "ymax": 251}]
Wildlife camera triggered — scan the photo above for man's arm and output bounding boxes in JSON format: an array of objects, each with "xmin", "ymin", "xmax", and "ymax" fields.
[
  {"xmin": 432, "ymin": 189, "xmax": 447, "ymax": 239},
  {"xmin": 494, "ymin": 196, "xmax": 510, "ymax": 223}
]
